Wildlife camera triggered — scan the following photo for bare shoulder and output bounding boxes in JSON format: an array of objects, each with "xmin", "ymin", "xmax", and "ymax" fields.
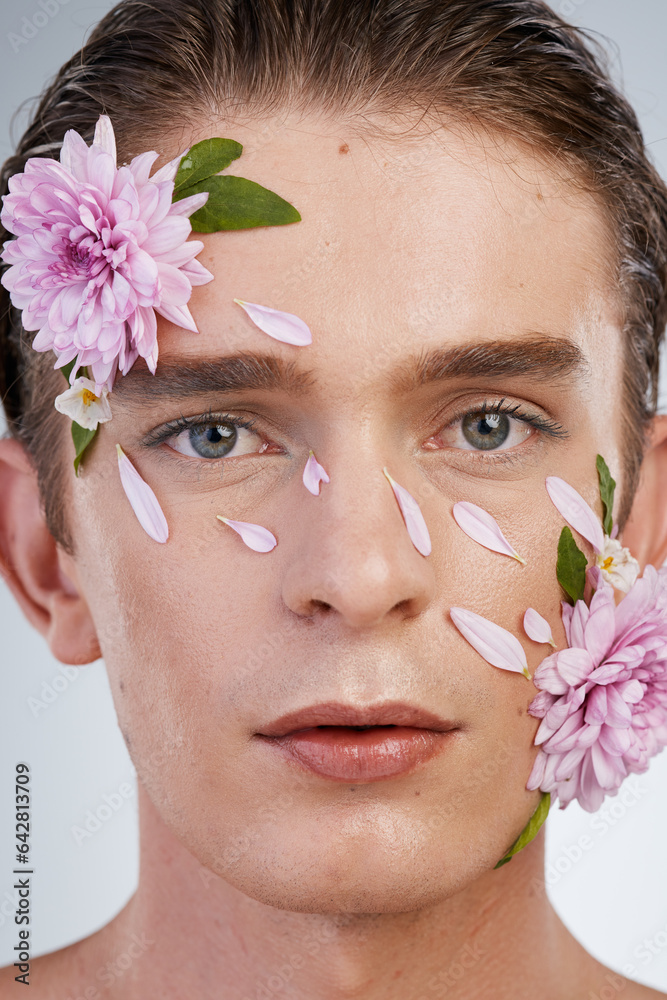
[
  {"xmin": 0, "ymin": 947, "xmax": 72, "ymax": 999},
  {"xmin": 0, "ymin": 908, "xmax": 134, "ymax": 1000},
  {"xmin": 0, "ymin": 939, "xmax": 102, "ymax": 1000}
]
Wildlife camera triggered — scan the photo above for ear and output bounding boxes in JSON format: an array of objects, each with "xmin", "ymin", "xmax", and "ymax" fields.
[
  {"xmin": 621, "ymin": 414, "xmax": 667, "ymax": 569},
  {"xmin": 0, "ymin": 437, "xmax": 101, "ymax": 665}
]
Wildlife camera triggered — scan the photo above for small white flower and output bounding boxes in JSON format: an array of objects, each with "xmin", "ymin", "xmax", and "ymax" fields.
[
  {"xmin": 54, "ymin": 377, "xmax": 112, "ymax": 430},
  {"xmin": 595, "ymin": 536, "xmax": 640, "ymax": 593}
]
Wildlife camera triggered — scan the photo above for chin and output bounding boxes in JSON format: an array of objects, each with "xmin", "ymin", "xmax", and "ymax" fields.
[{"xmin": 197, "ymin": 812, "xmax": 501, "ymax": 914}]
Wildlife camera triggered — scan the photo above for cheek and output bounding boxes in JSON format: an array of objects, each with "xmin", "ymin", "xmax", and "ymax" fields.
[{"xmin": 71, "ymin": 461, "xmax": 562, "ymax": 906}]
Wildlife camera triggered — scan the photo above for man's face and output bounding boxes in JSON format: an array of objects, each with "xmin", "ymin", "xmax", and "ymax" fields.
[{"xmin": 66, "ymin": 116, "xmax": 624, "ymax": 911}]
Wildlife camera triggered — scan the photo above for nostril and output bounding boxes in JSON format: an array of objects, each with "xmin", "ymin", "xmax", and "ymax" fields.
[{"xmin": 311, "ymin": 598, "xmax": 333, "ymax": 612}]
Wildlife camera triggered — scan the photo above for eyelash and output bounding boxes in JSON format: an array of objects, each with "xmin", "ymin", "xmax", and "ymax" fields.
[
  {"xmin": 441, "ymin": 397, "xmax": 567, "ymax": 441},
  {"xmin": 142, "ymin": 408, "xmax": 261, "ymax": 448},
  {"xmin": 142, "ymin": 397, "xmax": 567, "ymax": 459}
]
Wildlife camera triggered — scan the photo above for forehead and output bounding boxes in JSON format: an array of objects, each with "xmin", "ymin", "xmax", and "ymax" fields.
[{"xmin": 155, "ymin": 115, "xmax": 622, "ymax": 377}]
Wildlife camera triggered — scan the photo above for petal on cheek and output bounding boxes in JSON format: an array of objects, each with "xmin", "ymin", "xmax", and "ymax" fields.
[
  {"xmin": 523, "ymin": 608, "xmax": 556, "ymax": 647},
  {"xmin": 216, "ymin": 516, "xmax": 277, "ymax": 552},
  {"xmin": 116, "ymin": 444, "xmax": 169, "ymax": 543},
  {"xmin": 383, "ymin": 468, "xmax": 431, "ymax": 557},
  {"xmin": 450, "ymin": 607, "xmax": 530, "ymax": 679},
  {"xmin": 545, "ymin": 476, "xmax": 604, "ymax": 553},
  {"xmin": 452, "ymin": 501, "xmax": 525, "ymax": 564},
  {"xmin": 303, "ymin": 451, "xmax": 330, "ymax": 496}
]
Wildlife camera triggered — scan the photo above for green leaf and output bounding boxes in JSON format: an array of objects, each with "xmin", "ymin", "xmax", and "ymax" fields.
[
  {"xmin": 177, "ymin": 175, "xmax": 301, "ymax": 233},
  {"xmin": 494, "ymin": 792, "xmax": 551, "ymax": 869},
  {"xmin": 71, "ymin": 422, "xmax": 97, "ymax": 476},
  {"xmin": 596, "ymin": 454, "xmax": 616, "ymax": 536},
  {"xmin": 556, "ymin": 526, "xmax": 587, "ymax": 604},
  {"xmin": 173, "ymin": 138, "xmax": 243, "ymax": 192}
]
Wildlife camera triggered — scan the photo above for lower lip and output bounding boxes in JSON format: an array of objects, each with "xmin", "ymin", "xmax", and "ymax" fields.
[{"xmin": 262, "ymin": 726, "xmax": 454, "ymax": 782}]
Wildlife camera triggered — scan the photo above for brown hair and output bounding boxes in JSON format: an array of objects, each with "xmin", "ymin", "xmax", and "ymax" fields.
[{"xmin": 2, "ymin": 0, "xmax": 667, "ymax": 553}]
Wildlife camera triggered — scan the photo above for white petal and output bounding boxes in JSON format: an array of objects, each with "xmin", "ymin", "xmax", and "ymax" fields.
[
  {"xmin": 116, "ymin": 444, "xmax": 168, "ymax": 543},
  {"xmin": 450, "ymin": 607, "xmax": 530, "ymax": 678},
  {"xmin": 595, "ymin": 537, "xmax": 640, "ymax": 593},
  {"xmin": 523, "ymin": 608, "xmax": 556, "ymax": 647},
  {"xmin": 303, "ymin": 451, "xmax": 330, "ymax": 496},
  {"xmin": 545, "ymin": 476, "xmax": 604, "ymax": 553},
  {"xmin": 452, "ymin": 501, "xmax": 525, "ymax": 563},
  {"xmin": 93, "ymin": 115, "xmax": 117, "ymax": 164},
  {"xmin": 383, "ymin": 468, "xmax": 431, "ymax": 557},
  {"xmin": 234, "ymin": 299, "xmax": 312, "ymax": 346},
  {"xmin": 216, "ymin": 516, "xmax": 277, "ymax": 552},
  {"xmin": 169, "ymin": 191, "xmax": 210, "ymax": 217},
  {"xmin": 54, "ymin": 377, "xmax": 113, "ymax": 431}
]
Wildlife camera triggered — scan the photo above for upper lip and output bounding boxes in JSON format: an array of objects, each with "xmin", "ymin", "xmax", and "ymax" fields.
[{"xmin": 257, "ymin": 701, "xmax": 458, "ymax": 738}]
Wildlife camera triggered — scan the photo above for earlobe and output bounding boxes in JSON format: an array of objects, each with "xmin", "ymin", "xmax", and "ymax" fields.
[
  {"xmin": 621, "ymin": 414, "xmax": 667, "ymax": 569},
  {"xmin": 0, "ymin": 437, "xmax": 101, "ymax": 665}
]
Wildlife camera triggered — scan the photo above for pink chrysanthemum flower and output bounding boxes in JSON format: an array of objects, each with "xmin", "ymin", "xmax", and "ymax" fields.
[
  {"xmin": 527, "ymin": 565, "xmax": 667, "ymax": 812},
  {"xmin": 0, "ymin": 115, "xmax": 213, "ymax": 391}
]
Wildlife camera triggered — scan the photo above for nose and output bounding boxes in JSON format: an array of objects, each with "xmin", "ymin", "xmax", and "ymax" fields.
[{"xmin": 281, "ymin": 462, "xmax": 436, "ymax": 627}]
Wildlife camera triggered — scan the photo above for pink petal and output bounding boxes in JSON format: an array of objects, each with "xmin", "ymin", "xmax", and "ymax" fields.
[
  {"xmin": 617, "ymin": 679, "xmax": 644, "ymax": 704},
  {"xmin": 449, "ymin": 607, "xmax": 530, "ymax": 678},
  {"xmin": 598, "ymin": 724, "xmax": 632, "ymax": 756},
  {"xmin": 59, "ymin": 129, "xmax": 90, "ymax": 178},
  {"xmin": 452, "ymin": 501, "xmax": 525, "ymax": 563},
  {"xmin": 583, "ymin": 598, "xmax": 615, "ymax": 666},
  {"xmin": 524, "ymin": 608, "xmax": 556, "ymax": 646},
  {"xmin": 180, "ymin": 257, "xmax": 214, "ymax": 286},
  {"xmin": 584, "ymin": 685, "xmax": 607, "ymax": 725},
  {"xmin": 591, "ymin": 742, "xmax": 624, "ymax": 788},
  {"xmin": 533, "ymin": 652, "xmax": 570, "ymax": 695},
  {"xmin": 156, "ymin": 261, "xmax": 193, "ymax": 304},
  {"xmin": 93, "ymin": 115, "xmax": 117, "ymax": 163},
  {"xmin": 545, "ymin": 476, "xmax": 604, "ymax": 553},
  {"xmin": 383, "ymin": 468, "xmax": 431, "ymax": 557},
  {"xmin": 169, "ymin": 191, "xmax": 210, "ymax": 217},
  {"xmin": 542, "ymin": 708, "xmax": 585, "ymax": 752},
  {"xmin": 604, "ymin": 685, "xmax": 633, "ymax": 728},
  {"xmin": 303, "ymin": 451, "xmax": 330, "ymax": 496},
  {"xmin": 553, "ymin": 747, "xmax": 587, "ymax": 781},
  {"xmin": 155, "ymin": 300, "xmax": 199, "ymax": 333},
  {"xmin": 556, "ymin": 647, "xmax": 594, "ymax": 686},
  {"xmin": 216, "ymin": 516, "xmax": 277, "ymax": 552},
  {"xmin": 234, "ymin": 299, "xmax": 312, "ymax": 346},
  {"xmin": 150, "ymin": 153, "xmax": 182, "ymax": 185},
  {"xmin": 116, "ymin": 444, "xmax": 168, "ymax": 543},
  {"xmin": 527, "ymin": 689, "xmax": 556, "ymax": 718},
  {"xmin": 127, "ymin": 150, "xmax": 160, "ymax": 187},
  {"xmin": 526, "ymin": 750, "xmax": 547, "ymax": 790}
]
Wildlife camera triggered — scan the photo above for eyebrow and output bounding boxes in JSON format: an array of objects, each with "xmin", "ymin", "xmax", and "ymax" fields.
[
  {"xmin": 111, "ymin": 353, "xmax": 317, "ymax": 405},
  {"xmin": 389, "ymin": 336, "xmax": 588, "ymax": 393},
  {"xmin": 111, "ymin": 335, "xmax": 588, "ymax": 405}
]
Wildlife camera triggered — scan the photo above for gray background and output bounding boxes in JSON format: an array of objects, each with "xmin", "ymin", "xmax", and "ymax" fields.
[{"xmin": 2, "ymin": 0, "xmax": 667, "ymax": 989}]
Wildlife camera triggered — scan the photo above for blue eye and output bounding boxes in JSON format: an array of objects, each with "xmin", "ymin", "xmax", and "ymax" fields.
[
  {"xmin": 437, "ymin": 409, "xmax": 532, "ymax": 452},
  {"xmin": 180, "ymin": 423, "xmax": 238, "ymax": 459},
  {"xmin": 162, "ymin": 420, "xmax": 264, "ymax": 459},
  {"xmin": 461, "ymin": 412, "xmax": 513, "ymax": 450}
]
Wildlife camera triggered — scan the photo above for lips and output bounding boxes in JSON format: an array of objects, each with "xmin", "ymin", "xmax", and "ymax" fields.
[{"xmin": 256, "ymin": 701, "xmax": 459, "ymax": 782}]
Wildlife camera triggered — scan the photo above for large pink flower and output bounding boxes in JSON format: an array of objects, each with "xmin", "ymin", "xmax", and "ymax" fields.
[
  {"xmin": 527, "ymin": 565, "xmax": 667, "ymax": 811},
  {"xmin": 0, "ymin": 116, "xmax": 213, "ymax": 391}
]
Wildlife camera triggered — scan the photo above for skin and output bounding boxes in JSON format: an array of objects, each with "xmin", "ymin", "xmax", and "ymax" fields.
[{"xmin": 1, "ymin": 113, "xmax": 667, "ymax": 999}]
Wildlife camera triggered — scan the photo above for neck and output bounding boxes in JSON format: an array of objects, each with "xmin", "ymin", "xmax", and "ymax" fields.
[{"xmin": 95, "ymin": 787, "xmax": 597, "ymax": 999}]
